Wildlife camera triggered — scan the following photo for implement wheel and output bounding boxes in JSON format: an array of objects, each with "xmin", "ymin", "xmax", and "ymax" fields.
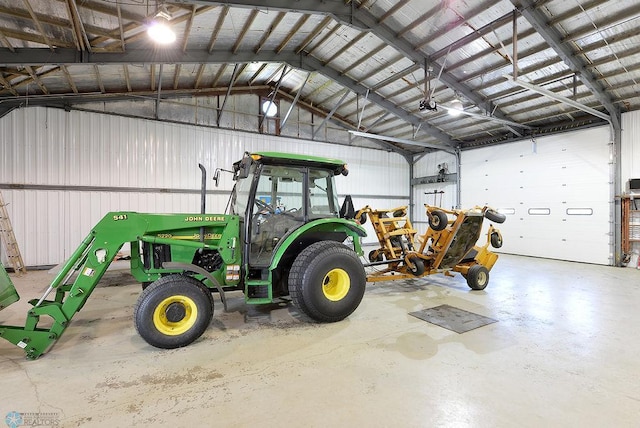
[
  {"xmin": 368, "ymin": 249, "xmax": 384, "ymax": 262},
  {"xmin": 466, "ymin": 265, "xmax": 490, "ymax": 290},
  {"xmin": 484, "ymin": 208, "xmax": 506, "ymax": 224},
  {"xmin": 134, "ymin": 274, "xmax": 213, "ymax": 349},
  {"xmin": 490, "ymin": 230, "xmax": 503, "ymax": 248},
  {"xmin": 289, "ymin": 241, "xmax": 366, "ymax": 322},
  {"xmin": 429, "ymin": 210, "xmax": 448, "ymax": 231},
  {"xmin": 407, "ymin": 255, "xmax": 425, "ymax": 276}
]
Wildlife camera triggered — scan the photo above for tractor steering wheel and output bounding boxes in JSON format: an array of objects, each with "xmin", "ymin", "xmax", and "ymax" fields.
[{"xmin": 255, "ymin": 198, "xmax": 274, "ymax": 213}]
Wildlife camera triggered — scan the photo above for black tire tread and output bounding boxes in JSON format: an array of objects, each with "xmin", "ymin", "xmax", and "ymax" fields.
[
  {"xmin": 466, "ymin": 264, "xmax": 489, "ymax": 290},
  {"xmin": 429, "ymin": 210, "xmax": 448, "ymax": 231},
  {"xmin": 490, "ymin": 231, "xmax": 503, "ymax": 248},
  {"xmin": 484, "ymin": 209, "xmax": 506, "ymax": 224},
  {"xmin": 407, "ymin": 256, "xmax": 425, "ymax": 276},
  {"xmin": 134, "ymin": 274, "xmax": 213, "ymax": 349},
  {"xmin": 288, "ymin": 241, "xmax": 366, "ymax": 322}
]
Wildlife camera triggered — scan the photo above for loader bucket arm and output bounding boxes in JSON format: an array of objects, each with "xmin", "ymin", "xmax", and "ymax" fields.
[
  {"xmin": 0, "ymin": 263, "xmax": 19, "ymax": 310},
  {"xmin": 0, "ymin": 212, "xmax": 237, "ymax": 360}
]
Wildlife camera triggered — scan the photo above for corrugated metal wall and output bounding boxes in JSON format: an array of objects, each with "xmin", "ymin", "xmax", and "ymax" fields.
[
  {"xmin": 622, "ymin": 111, "xmax": 640, "ymax": 188},
  {"xmin": 0, "ymin": 107, "xmax": 408, "ymax": 266},
  {"xmin": 621, "ymin": 111, "xmax": 640, "ymax": 266},
  {"xmin": 80, "ymin": 94, "xmax": 384, "ymax": 152}
]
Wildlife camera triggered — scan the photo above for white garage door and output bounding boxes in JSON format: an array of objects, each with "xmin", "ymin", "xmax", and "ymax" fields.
[{"xmin": 460, "ymin": 126, "xmax": 612, "ymax": 265}]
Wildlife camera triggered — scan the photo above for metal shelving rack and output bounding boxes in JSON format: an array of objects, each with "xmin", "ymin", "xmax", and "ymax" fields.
[{"xmin": 622, "ymin": 193, "xmax": 640, "ymax": 266}]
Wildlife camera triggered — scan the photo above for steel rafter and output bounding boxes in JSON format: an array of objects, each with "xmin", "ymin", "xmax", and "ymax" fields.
[
  {"xmin": 22, "ymin": 0, "xmax": 54, "ymax": 51},
  {"xmin": 312, "ymin": 89, "xmax": 350, "ymax": 139},
  {"xmin": 276, "ymin": 14, "xmax": 310, "ymax": 54},
  {"xmin": 179, "ymin": 0, "xmax": 523, "ymax": 135},
  {"xmin": 281, "ymin": 71, "xmax": 311, "ymax": 129},
  {"xmin": 256, "ymin": 12, "xmax": 286, "ymax": 54},
  {"xmin": 207, "ymin": 5, "xmax": 229, "ymax": 52},
  {"xmin": 511, "ymin": 0, "xmax": 620, "ymax": 128},
  {"xmin": 0, "ymin": 47, "xmax": 459, "ymax": 150}
]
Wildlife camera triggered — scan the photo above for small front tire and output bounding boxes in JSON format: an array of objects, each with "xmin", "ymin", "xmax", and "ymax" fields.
[
  {"xmin": 466, "ymin": 265, "xmax": 490, "ymax": 290},
  {"xmin": 429, "ymin": 210, "xmax": 448, "ymax": 231},
  {"xmin": 484, "ymin": 208, "xmax": 506, "ymax": 224},
  {"xmin": 134, "ymin": 274, "xmax": 213, "ymax": 349},
  {"xmin": 490, "ymin": 230, "xmax": 503, "ymax": 248},
  {"xmin": 407, "ymin": 255, "xmax": 425, "ymax": 276}
]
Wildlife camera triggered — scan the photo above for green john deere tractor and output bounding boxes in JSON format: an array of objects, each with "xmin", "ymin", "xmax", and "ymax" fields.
[{"xmin": 0, "ymin": 152, "xmax": 367, "ymax": 359}]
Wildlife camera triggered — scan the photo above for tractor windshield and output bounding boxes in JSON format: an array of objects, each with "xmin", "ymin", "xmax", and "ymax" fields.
[
  {"xmin": 308, "ymin": 169, "xmax": 340, "ymax": 218},
  {"xmin": 231, "ymin": 163, "xmax": 256, "ymax": 218},
  {"xmin": 231, "ymin": 163, "xmax": 340, "ymax": 220}
]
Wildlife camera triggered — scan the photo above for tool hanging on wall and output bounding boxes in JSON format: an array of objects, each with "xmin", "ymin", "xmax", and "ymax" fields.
[
  {"xmin": 0, "ymin": 191, "xmax": 26, "ymax": 275},
  {"xmin": 425, "ymin": 190, "xmax": 445, "ymax": 207}
]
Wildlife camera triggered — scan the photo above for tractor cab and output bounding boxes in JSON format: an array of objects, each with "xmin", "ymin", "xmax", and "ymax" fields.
[{"xmin": 230, "ymin": 152, "xmax": 350, "ymax": 268}]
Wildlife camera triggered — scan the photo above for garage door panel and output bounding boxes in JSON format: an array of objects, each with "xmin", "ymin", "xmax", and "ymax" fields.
[{"xmin": 461, "ymin": 126, "xmax": 611, "ymax": 265}]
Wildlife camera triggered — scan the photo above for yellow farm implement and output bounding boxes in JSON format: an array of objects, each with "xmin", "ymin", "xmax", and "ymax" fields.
[{"xmin": 357, "ymin": 204, "xmax": 506, "ymax": 290}]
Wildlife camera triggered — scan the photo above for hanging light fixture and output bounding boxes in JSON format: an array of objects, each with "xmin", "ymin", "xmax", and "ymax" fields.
[
  {"xmin": 448, "ymin": 95, "xmax": 464, "ymax": 117},
  {"xmin": 147, "ymin": 4, "xmax": 176, "ymax": 44}
]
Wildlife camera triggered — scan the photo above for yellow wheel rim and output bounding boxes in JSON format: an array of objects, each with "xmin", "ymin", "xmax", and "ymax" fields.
[
  {"xmin": 322, "ymin": 268, "xmax": 350, "ymax": 301},
  {"xmin": 478, "ymin": 271, "xmax": 488, "ymax": 285},
  {"xmin": 152, "ymin": 295, "xmax": 198, "ymax": 336}
]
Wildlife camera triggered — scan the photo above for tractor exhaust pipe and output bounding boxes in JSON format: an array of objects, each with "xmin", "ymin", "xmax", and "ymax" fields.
[{"xmin": 198, "ymin": 164, "xmax": 206, "ymax": 248}]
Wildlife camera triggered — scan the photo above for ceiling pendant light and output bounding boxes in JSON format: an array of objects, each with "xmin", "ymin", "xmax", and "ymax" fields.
[
  {"xmin": 448, "ymin": 96, "xmax": 464, "ymax": 117},
  {"xmin": 148, "ymin": 5, "xmax": 176, "ymax": 44}
]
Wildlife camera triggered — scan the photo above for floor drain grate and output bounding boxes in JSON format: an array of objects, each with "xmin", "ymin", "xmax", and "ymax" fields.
[{"xmin": 409, "ymin": 304, "xmax": 497, "ymax": 333}]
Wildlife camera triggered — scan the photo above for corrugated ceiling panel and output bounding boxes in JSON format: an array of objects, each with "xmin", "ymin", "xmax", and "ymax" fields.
[
  {"xmin": 425, "ymin": 2, "xmax": 512, "ymax": 54},
  {"xmin": 400, "ymin": 4, "xmax": 456, "ymax": 48},
  {"xmin": 542, "ymin": 0, "xmax": 636, "ymax": 38},
  {"xmin": 359, "ymin": 56, "xmax": 417, "ymax": 90},
  {"xmin": 341, "ymin": 43, "xmax": 392, "ymax": 81}
]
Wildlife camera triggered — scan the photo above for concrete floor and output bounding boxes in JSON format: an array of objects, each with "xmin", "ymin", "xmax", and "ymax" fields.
[{"xmin": 1, "ymin": 253, "xmax": 639, "ymax": 427}]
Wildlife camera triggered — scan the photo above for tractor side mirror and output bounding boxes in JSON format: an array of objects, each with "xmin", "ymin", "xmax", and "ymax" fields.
[
  {"xmin": 213, "ymin": 169, "xmax": 221, "ymax": 187},
  {"xmin": 235, "ymin": 155, "xmax": 252, "ymax": 180}
]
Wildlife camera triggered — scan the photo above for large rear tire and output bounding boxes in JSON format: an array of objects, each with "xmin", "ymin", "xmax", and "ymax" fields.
[
  {"xmin": 288, "ymin": 241, "xmax": 366, "ymax": 322},
  {"xmin": 134, "ymin": 274, "xmax": 213, "ymax": 349}
]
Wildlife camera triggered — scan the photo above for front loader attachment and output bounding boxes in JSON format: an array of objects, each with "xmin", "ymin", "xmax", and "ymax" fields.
[
  {"xmin": 0, "ymin": 231, "xmax": 103, "ymax": 360},
  {"xmin": 0, "ymin": 262, "xmax": 20, "ymax": 310},
  {"xmin": 0, "ymin": 211, "xmax": 240, "ymax": 360}
]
